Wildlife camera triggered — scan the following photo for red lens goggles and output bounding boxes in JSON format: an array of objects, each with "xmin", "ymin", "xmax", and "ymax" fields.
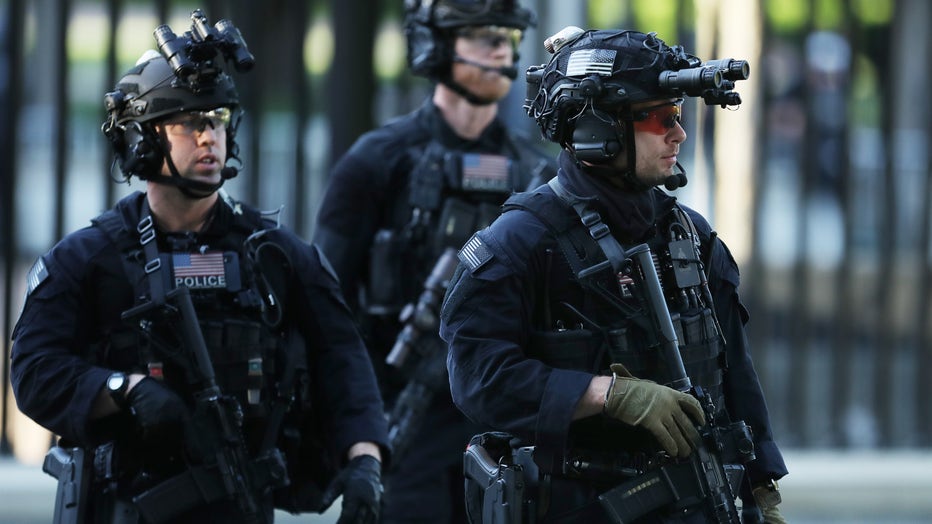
[{"xmin": 632, "ymin": 100, "xmax": 683, "ymax": 135}]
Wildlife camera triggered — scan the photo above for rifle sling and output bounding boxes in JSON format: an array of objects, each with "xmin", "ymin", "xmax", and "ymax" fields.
[
  {"xmin": 547, "ymin": 178, "xmax": 627, "ymax": 275},
  {"xmin": 138, "ymin": 198, "xmax": 167, "ymax": 306}
]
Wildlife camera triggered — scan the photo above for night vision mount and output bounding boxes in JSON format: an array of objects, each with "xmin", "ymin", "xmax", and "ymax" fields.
[
  {"xmin": 658, "ymin": 43, "xmax": 750, "ymax": 108},
  {"xmin": 527, "ymin": 27, "xmax": 750, "ymax": 113},
  {"xmin": 154, "ymin": 8, "xmax": 254, "ymax": 86}
]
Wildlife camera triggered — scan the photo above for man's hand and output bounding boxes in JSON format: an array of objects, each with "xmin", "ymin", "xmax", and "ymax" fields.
[
  {"xmin": 753, "ymin": 481, "xmax": 787, "ymax": 524},
  {"xmin": 320, "ymin": 454, "xmax": 382, "ymax": 524},
  {"xmin": 126, "ymin": 376, "xmax": 188, "ymax": 439},
  {"xmin": 602, "ymin": 363, "xmax": 705, "ymax": 457}
]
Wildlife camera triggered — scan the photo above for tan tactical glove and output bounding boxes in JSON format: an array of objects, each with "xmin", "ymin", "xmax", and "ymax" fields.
[
  {"xmin": 602, "ymin": 363, "xmax": 705, "ymax": 458},
  {"xmin": 753, "ymin": 481, "xmax": 787, "ymax": 524}
]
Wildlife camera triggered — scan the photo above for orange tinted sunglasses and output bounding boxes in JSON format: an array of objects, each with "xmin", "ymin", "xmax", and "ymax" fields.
[{"xmin": 632, "ymin": 100, "xmax": 683, "ymax": 135}]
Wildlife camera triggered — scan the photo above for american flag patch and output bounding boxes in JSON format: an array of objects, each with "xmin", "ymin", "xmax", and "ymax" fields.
[
  {"xmin": 566, "ymin": 49, "xmax": 617, "ymax": 77},
  {"xmin": 458, "ymin": 234, "xmax": 493, "ymax": 272},
  {"xmin": 25, "ymin": 257, "xmax": 49, "ymax": 298},
  {"xmin": 172, "ymin": 251, "xmax": 227, "ymax": 289},
  {"xmin": 461, "ymin": 153, "xmax": 511, "ymax": 192}
]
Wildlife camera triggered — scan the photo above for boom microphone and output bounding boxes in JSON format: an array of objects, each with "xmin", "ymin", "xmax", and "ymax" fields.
[
  {"xmin": 452, "ymin": 56, "xmax": 518, "ymax": 80},
  {"xmin": 663, "ymin": 173, "xmax": 687, "ymax": 190},
  {"xmin": 663, "ymin": 162, "xmax": 688, "ymax": 190}
]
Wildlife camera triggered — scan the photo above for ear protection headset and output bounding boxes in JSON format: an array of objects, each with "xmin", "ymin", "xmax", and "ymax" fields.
[
  {"xmin": 112, "ymin": 122, "xmax": 164, "ymax": 180},
  {"xmin": 526, "ymin": 67, "xmax": 634, "ymax": 164},
  {"xmin": 404, "ymin": 0, "xmax": 450, "ymax": 78},
  {"xmin": 566, "ymin": 75, "xmax": 631, "ymax": 163},
  {"xmin": 101, "ymin": 86, "xmax": 165, "ymax": 181}
]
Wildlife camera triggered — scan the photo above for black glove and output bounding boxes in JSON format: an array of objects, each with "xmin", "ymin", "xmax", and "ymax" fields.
[
  {"xmin": 126, "ymin": 376, "xmax": 188, "ymax": 439},
  {"xmin": 320, "ymin": 454, "xmax": 382, "ymax": 524}
]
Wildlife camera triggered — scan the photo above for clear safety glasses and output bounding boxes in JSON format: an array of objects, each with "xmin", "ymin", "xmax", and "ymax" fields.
[
  {"xmin": 163, "ymin": 107, "xmax": 232, "ymax": 136},
  {"xmin": 456, "ymin": 25, "xmax": 523, "ymax": 51}
]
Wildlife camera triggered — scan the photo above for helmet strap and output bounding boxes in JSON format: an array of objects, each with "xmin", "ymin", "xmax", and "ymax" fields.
[
  {"xmin": 143, "ymin": 126, "xmax": 226, "ymax": 199},
  {"xmin": 438, "ymin": 76, "xmax": 498, "ymax": 106}
]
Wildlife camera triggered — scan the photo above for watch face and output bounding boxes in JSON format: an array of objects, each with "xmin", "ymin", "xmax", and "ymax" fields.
[{"xmin": 108, "ymin": 373, "xmax": 126, "ymax": 392}]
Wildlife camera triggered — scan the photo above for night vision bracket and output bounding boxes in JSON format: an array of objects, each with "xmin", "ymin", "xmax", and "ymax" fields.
[{"xmin": 154, "ymin": 9, "xmax": 254, "ymax": 86}]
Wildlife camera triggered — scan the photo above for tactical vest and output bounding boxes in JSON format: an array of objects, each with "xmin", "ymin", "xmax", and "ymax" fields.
[
  {"xmin": 91, "ymin": 198, "xmax": 303, "ymax": 451},
  {"xmin": 503, "ymin": 186, "xmax": 727, "ymax": 417},
  {"xmin": 367, "ymin": 137, "xmax": 553, "ymax": 315}
]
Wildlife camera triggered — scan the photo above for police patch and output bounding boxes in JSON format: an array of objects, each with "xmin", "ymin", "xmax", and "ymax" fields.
[
  {"xmin": 171, "ymin": 251, "xmax": 227, "ymax": 289},
  {"xmin": 25, "ymin": 256, "xmax": 49, "ymax": 298},
  {"xmin": 461, "ymin": 153, "xmax": 511, "ymax": 192},
  {"xmin": 458, "ymin": 234, "xmax": 493, "ymax": 272}
]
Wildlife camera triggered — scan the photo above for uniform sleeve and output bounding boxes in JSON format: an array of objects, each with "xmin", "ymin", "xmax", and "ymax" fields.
[
  {"xmin": 313, "ymin": 132, "xmax": 403, "ymax": 308},
  {"xmin": 707, "ymin": 236, "xmax": 789, "ymax": 485},
  {"xmin": 11, "ymin": 231, "xmax": 117, "ymax": 446},
  {"xmin": 285, "ymin": 235, "xmax": 390, "ymax": 462},
  {"xmin": 439, "ymin": 221, "xmax": 594, "ymax": 450}
]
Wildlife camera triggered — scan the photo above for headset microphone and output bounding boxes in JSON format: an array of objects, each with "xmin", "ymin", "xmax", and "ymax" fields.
[
  {"xmin": 220, "ymin": 166, "xmax": 238, "ymax": 179},
  {"xmin": 452, "ymin": 56, "xmax": 518, "ymax": 79},
  {"xmin": 663, "ymin": 162, "xmax": 688, "ymax": 190},
  {"xmin": 663, "ymin": 173, "xmax": 687, "ymax": 190}
]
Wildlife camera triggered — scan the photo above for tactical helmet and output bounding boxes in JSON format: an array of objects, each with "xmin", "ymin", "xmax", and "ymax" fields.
[
  {"xmin": 525, "ymin": 27, "xmax": 745, "ymax": 168},
  {"xmin": 404, "ymin": 0, "xmax": 536, "ymax": 79},
  {"xmin": 102, "ymin": 9, "xmax": 252, "ymax": 191},
  {"xmin": 108, "ymin": 51, "xmax": 240, "ymax": 126}
]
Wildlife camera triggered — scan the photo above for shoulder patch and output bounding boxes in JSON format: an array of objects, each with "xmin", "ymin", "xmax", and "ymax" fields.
[
  {"xmin": 25, "ymin": 256, "xmax": 50, "ymax": 298},
  {"xmin": 458, "ymin": 233, "xmax": 493, "ymax": 272}
]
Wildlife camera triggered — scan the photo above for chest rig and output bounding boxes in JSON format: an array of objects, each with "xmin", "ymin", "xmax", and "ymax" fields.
[
  {"xmin": 94, "ymin": 197, "xmax": 296, "ymax": 425},
  {"xmin": 367, "ymin": 137, "xmax": 549, "ymax": 315},
  {"xmin": 506, "ymin": 180, "xmax": 727, "ymax": 415}
]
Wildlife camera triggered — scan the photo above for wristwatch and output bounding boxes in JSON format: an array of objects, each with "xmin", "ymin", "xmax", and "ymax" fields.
[
  {"xmin": 107, "ymin": 372, "xmax": 129, "ymax": 409},
  {"xmin": 752, "ymin": 479, "xmax": 782, "ymax": 507}
]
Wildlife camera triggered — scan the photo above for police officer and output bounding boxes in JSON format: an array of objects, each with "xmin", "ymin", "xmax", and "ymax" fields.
[
  {"xmin": 313, "ymin": 1, "xmax": 555, "ymax": 522},
  {"xmin": 440, "ymin": 27, "xmax": 789, "ymax": 522},
  {"xmin": 11, "ymin": 11, "xmax": 387, "ymax": 524}
]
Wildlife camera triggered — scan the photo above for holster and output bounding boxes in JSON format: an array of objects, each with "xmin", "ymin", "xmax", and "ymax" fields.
[{"xmin": 44, "ymin": 446, "xmax": 91, "ymax": 524}]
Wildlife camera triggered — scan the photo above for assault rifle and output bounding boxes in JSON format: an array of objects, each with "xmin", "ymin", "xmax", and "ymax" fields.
[
  {"xmin": 384, "ymin": 247, "xmax": 460, "ymax": 463},
  {"xmin": 121, "ymin": 286, "xmax": 288, "ymax": 524},
  {"xmin": 597, "ymin": 244, "xmax": 755, "ymax": 523}
]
